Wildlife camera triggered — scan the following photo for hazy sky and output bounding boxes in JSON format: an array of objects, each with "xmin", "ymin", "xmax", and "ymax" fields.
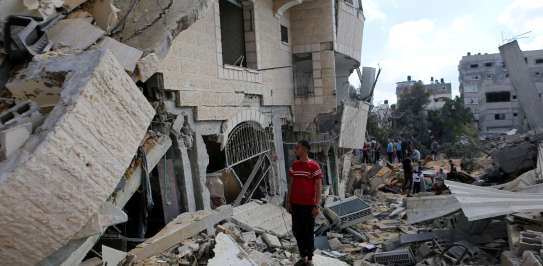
[{"xmin": 356, "ymin": 0, "xmax": 543, "ymax": 105}]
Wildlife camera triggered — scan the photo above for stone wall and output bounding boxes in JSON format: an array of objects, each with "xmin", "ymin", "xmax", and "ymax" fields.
[{"xmin": 160, "ymin": 0, "xmax": 294, "ymax": 122}]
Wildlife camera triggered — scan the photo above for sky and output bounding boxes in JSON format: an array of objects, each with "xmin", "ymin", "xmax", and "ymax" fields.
[{"xmin": 355, "ymin": 0, "xmax": 543, "ymax": 105}]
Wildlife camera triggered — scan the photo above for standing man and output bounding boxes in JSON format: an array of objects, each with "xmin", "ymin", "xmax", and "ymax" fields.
[
  {"xmin": 287, "ymin": 140, "xmax": 322, "ymax": 266},
  {"xmin": 396, "ymin": 140, "xmax": 403, "ymax": 161},
  {"xmin": 386, "ymin": 140, "xmax": 394, "ymax": 163},
  {"xmin": 431, "ymin": 140, "xmax": 439, "ymax": 161},
  {"xmin": 402, "ymin": 157, "xmax": 413, "ymax": 194}
]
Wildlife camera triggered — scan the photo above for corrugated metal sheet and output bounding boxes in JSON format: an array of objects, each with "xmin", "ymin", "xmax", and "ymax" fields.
[{"xmin": 446, "ymin": 180, "xmax": 543, "ymax": 221}]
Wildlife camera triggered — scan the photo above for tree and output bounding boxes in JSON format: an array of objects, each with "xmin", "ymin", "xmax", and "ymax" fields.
[
  {"xmin": 427, "ymin": 96, "xmax": 479, "ymax": 158},
  {"xmin": 394, "ymin": 82, "xmax": 431, "ymax": 149}
]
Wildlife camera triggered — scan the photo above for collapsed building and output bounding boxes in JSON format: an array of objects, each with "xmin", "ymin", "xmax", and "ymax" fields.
[
  {"xmin": 0, "ymin": 0, "xmax": 371, "ymax": 265},
  {"xmin": 458, "ymin": 47, "xmax": 543, "ymax": 138}
]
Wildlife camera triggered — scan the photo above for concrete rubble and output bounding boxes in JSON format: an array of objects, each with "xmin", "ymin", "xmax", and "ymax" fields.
[{"xmin": 4, "ymin": 0, "xmax": 543, "ymax": 266}]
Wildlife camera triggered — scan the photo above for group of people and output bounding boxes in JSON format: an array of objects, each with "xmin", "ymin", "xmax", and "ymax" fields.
[
  {"xmin": 402, "ymin": 157, "xmax": 451, "ymax": 196},
  {"xmin": 387, "ymin": 139, "xmax": 421, "ymax": 164},
  {"xmin": 356, "ymin": 141, "xmax": 381, "ymax": 164}
]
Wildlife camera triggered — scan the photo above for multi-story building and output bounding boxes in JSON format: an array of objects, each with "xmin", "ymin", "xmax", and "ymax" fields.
[
  {"xmin": 458, "ymin": 50, "xmax": 543, "ymax": 137},
  {"xmin": 396, "ymin": 76, "xmax": 452, "ymax": 110}
]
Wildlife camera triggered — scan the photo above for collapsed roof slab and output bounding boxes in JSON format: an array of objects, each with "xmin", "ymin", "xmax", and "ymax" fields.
[
  {"xmin": 0, "ymin": 49, "xmax": 155, "ymax": 265},
  {"xmin": 112, "ymin": 0, "xmax": 212, "ymax": 59},
  {"xmin": 446, "ymin": 180, "xmax": 543, "ymax": 221}
]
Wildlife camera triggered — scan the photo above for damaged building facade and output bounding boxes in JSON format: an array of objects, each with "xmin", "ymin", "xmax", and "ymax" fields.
[
  {"xmin": 0, "ymin": 0, "xmax": 368, "ymax": 265},
  {"xmin": 458, "ymin": 49, "xmax": 543, "ymax": 137}
]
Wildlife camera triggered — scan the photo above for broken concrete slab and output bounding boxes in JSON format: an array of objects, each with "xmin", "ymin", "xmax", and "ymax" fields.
[
  {"xmin": 102, "ymin": 245, "xmax": 127, "ymax": 266},
  {"xmin": 112, "ymin": 0, "xmax": 212, "ymax": 58},
  {"xmin": 262, "ymin": 233, "xmax": 282, "ymax": 249},
  {"xmin": 48, "ymin": 18, "xmax": 105, "ymax": 50},
  {"xmin": 247, "ymin": 250, "xmax": 279, "ymax": 266},
  {"xmin": 0, "ymin": 49, "xmax": 155, "ymax": 265},
  {"xmin": 208, "ymin": 232, "xmax": 256, "ymax": 266},
  {"xmin": 313, "ymin": 253, "xmax": 350, "ymax": 266},
  {"xmin": 95, "ymin": 37, "xmax": 143, "ymax": 72},
  {"xmin": 242, "ymin": 231, "xmax": 257, "ymax": 243},
  {"xmin": 406, "ymin": 195, "xmax": 461, "ymax": 224},
  {"xmin": 43, "ymin": 134, "xmax": 171, "ymax": 266},
  {"xmin": 446, "ymin": 180, "xmax": 543, "ymax": 221},
  {"xmin": 83, "ymin": 0, "xmax": 119, "ymax": 33},
  {"xmin": 232, "ymin": 201, "xmax": 291, "ymax": 237},
  {"xmin": 129, "ymin": 205, "xmax": 233, "ymax": 260},
  {"xmin": 0, "ymin": 122, "xmax": 32, "ymax": 160}
]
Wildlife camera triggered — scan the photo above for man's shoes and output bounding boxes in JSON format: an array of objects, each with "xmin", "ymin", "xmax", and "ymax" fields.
[
  {"xmin": 294, "ymin": 259, "xmax": 306, "ymax": 266},
  {"xmin": 305, "ymin": 261, "xmax": 314, "ymax": 266}
]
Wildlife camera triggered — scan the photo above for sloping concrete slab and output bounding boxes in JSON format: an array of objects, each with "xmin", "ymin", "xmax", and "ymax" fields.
[
  {"xmin": 48, "ymin": 18, "xmax": 105, "ymax": 50},
  {"xmin": 96, "ymin": 37, "xmax": 142, "ymax": 72},
  {"xmin": 0, "ymin": 49, "xmax": 155, "ymax": 265},
  {"xmin": 446, "ymin": 181, "xmax": 543, "ymax": 221},
  {"xmin": 208, "ymin": 233, "xmax": 256, "ymax": 266},
  {"xmin": 406, "ymin": 195, "xmax": 460, "ymax": 224},
  {"xmin": 232, "ymin": 201, "xmax": 292, "ymax": 237},
  {"xmin": 338, "ymin": 102, "xmax": 370, "ymax": 149}
]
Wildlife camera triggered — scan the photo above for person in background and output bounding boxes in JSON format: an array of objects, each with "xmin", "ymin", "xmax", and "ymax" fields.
[
  {"xmin": 362, "ymin": 142, "xmax": 370, "ymax": 164},
  {"xmin": 431, "ymin": 140, "xmax": 439, "ymax": 161},
  {"xmin": 396, "ymin": 140, "xmax": 403, "ymax": 161},
  {"xmin": 411, "ymin": 147, "xmax": 421, "ymax": 164},
  {"xmin": 374, "ymin": 142, "xmax": 381, "ymax": 163},
  {"xmin": 432, "ymin": 168, "xmax": 447, "ymax": 195},
  {"xmin": 401, "ymin": 139, "xmax": 409, "ymax": 162},
  {"xmin": 386, "ymin": 140, "xmax": 394, "ymax": 163},
  {"xmin": 402, "ymin": 157, "xmax": 413, "ymax": 194},
  {"xmin": 287, "ymin": 140, "xmax": 322, "ymax": 266},
  {"xmin": 412, "ymin": 166, "xmax": 423, "ymax": 194},
  {"xmin": 447, "ymin": 160, "xmax": 458, "ymax": 181}
]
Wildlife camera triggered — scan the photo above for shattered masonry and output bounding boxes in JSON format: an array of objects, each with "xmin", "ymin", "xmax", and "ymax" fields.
[{"xmin": 0, "ymin": 0, "xmax": 371, "ymax": 265}]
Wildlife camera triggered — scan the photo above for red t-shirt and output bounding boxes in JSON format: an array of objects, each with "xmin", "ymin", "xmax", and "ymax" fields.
[{"xmin": 288, "ymin": 159, "xmax": 322, "ymax": 205}]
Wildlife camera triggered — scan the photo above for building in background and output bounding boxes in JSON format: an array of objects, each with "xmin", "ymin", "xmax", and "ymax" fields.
[
  {"xmin": 458, "ymin": 49, "xmax": 543, "ymax": 137},
  {"xmin": 396, "ymin": 75, "xmax": 452, "ymax": 110}
]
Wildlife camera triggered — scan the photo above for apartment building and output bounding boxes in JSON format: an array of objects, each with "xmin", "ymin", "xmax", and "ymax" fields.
[
  {"xmin": 458, "ymin": 49, "xmax": 543, "ymax": 137},
  {"xmin": 158, "ymin": 0, "xmax": 367, "ymax": 212},
  {"xmin": 396, "ymin": 75, "xmax": 452, "ymax": 110}
]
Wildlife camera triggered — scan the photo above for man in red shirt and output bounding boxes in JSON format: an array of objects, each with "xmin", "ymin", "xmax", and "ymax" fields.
[{"xmin": 287, "ymin": 140, "xmax": 322, "ymax": 266}]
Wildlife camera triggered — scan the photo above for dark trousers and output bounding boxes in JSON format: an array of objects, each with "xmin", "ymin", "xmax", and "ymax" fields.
[
  {"xmin": 292, "ymin": 204, "xmax": 315, "ymax": 260},
  {"xmin": 413, "ymin": 181, "xmax": 421, "ymax": 194}
]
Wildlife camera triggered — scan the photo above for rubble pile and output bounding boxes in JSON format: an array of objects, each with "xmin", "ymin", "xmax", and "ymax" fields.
[{"xmin": 0, "ymin": 0, "xmax": 211, "ymax": 265}]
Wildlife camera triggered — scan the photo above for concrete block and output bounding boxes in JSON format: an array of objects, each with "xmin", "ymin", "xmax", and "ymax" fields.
[
  {"xmin": 96, "ymin": 37, "xmax": 143, "ymax": 72},
  {"xmin": 0, "ymin": 100, "xmax": 43, "ymax": 130},
  {"xmin": 0, "ymin": 122, "xmax": 31, "ymax": 160},
  {"xmin": 48, "ymin": 18, "xmax": 105, "ymax": 50},
  {"xmin": 262, "ymin": 233, "xmax": 282, "ymax": 248},
  {"xmin": 0, "ymin": 49, "xmax": 155, "ymax": 265}
]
